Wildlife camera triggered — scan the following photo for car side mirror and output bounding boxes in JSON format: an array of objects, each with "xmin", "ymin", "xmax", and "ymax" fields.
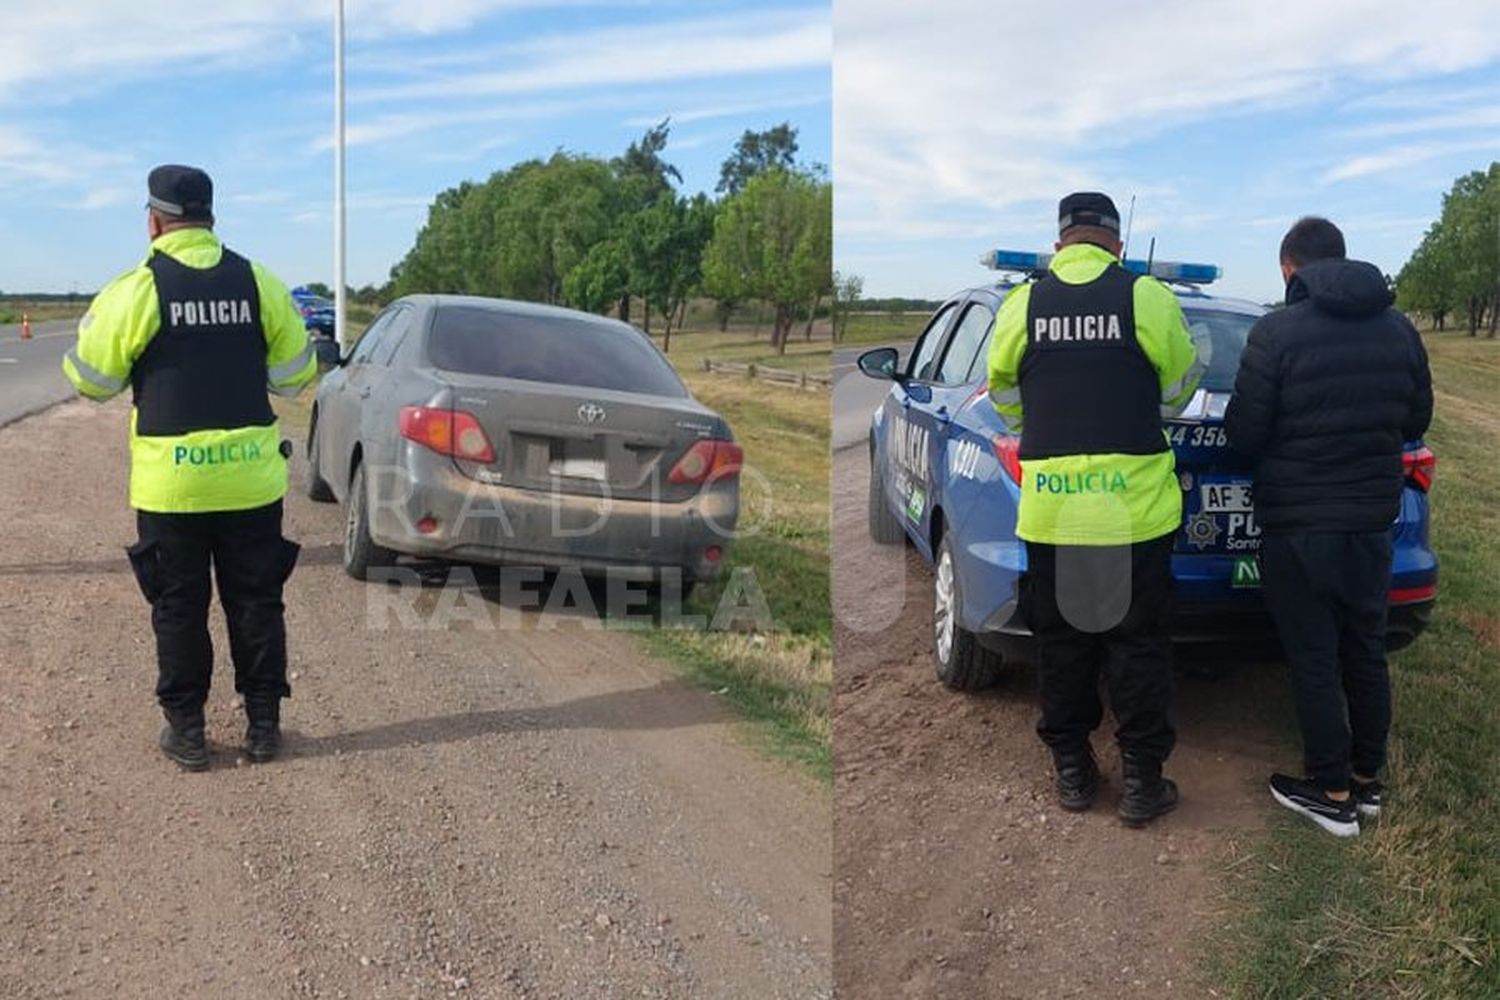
[
  {"xmin": 313, "ymin": 338, "xmax": 343, "ymax": 368},
  {"xmin": 858, "ymin": 347, "xmax": 901, "ymax": 381}
]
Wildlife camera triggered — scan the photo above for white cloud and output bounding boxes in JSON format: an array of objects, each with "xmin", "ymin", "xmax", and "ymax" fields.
[
  {"xmin": 75, "ymin": 187, "xmax": 132, "ymax": 210},
  {"xmin": 622, "ymin": 93, "xmax": 828, "ymax": 128},
  {"xmin": 0, "ymin": 0, "xmax": 603, "ymax": 104},
  {"xmin": 1321, "ymin": 136, "xmax": 1500, "ymax": 182},
  {"xmin": 356, "ymin": 9, "xmax": 830, "ymax": 103},
  {"xmin": 0, "ymin": 127, "xmax": 131, "ymax": 189},
  {"xmin": 836, "ymin": 0, "xmax": 1500, "ymax": 293}
]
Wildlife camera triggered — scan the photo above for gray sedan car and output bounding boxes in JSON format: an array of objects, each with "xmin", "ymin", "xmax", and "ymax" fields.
[{"xmin": 308, "ymin": 295, "xmax": 741, "ymax": 588}]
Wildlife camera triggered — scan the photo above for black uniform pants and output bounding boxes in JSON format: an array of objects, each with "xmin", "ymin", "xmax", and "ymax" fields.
[
  {"xmin": 1021, "ymin": 533, "xmax": 1176, "ymax": 765},
  {"xmin": 126, "ymin": 500, "xmax": 299, "ymax": 725},
  {"xmin": 1260, "ymin": 531, "xmax": 1392, "ymax": 791}
]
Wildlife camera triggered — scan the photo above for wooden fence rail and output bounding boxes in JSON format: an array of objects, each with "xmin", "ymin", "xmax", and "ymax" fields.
[{"xmin": 700, "ymin": 358, "xmax": 832, "ymax": 391}]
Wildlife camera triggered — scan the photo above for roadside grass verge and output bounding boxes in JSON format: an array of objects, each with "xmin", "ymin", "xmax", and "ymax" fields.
[
  {"xmin": 1208, "ymin": 329, "xmax": 1500, "ymax": 997},
  {"xmin": 649, "ymin": 325, "xmax": 833, "ymax": 376},
  {"xmin": 0, "ymin": 299, "xmax": 88, "ymax": 324},
  {"xmin": 646, "ymin": 345, "xmax": 831, "ymax": 782},
  {"xmin": 838, "ymin": 311, "xmax": 928, "ymax": 346},
  {"xmin": 276, "ymin": 321, "xmax": 832, "ymax": 783}
]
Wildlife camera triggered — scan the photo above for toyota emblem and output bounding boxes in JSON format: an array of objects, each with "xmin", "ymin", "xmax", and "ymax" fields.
[{"xmin": 577, "ymin": 403, "xmax": 607, "ymax": 424}]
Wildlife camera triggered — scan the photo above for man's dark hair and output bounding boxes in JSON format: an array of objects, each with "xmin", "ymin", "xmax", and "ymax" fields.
[{"xmin": 1280, "ymin": 216, "xmax": 1346, "ymax": 267}]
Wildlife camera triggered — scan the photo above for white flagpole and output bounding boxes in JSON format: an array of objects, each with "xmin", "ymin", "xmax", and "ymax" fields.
[{"xmin": 333, "ymin": 0, "xmax": 348, "ymax": 349}]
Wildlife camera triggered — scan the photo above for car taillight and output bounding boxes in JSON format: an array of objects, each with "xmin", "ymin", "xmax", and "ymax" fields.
[
  {"xmin": 668, "ymin": 439, "xmax": 743, "ymax": 484},
  {"xmin": 991, "ymin": 435, "xmax": 1023, "ymax": 484},
  {"xmin": 399, "ymin": 406, "xmax": 495, "ymax": 463},
  {"xmin": 1402, "ymin": 446, "xmax": 1434, "ymax": 492}
]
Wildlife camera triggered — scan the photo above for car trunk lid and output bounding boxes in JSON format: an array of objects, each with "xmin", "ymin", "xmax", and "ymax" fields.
[{"xmin": 439, "ymin": 372, "xmax": 725, "ymax": 502}]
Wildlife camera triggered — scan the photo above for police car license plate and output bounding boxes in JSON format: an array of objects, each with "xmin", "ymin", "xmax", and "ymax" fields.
[
  {"xmin": 1231, "ymin": 555, "xmax": 1261, "ymax": 588},
  {"xmin": 1201, "ymin": 481, "xmax": 1253, "ymax": 513}
]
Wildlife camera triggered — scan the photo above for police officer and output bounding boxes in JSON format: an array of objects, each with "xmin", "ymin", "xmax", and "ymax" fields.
[
  {"xmin": 63, "ymin": 165, "xmax": 316, "ymax": 771},
  {"xmin": 987, "ymin": 192, "xmax": 1205, "ymax": 826}
]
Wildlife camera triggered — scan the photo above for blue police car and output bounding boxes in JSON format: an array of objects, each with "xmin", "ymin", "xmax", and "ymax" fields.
[
  {"xmin": 858, "ymin": 250, "xmax": 1438, "ymax": 691},
  {"xmin": 290, "ymin": 286, "xmax": 337, "ymax": 338}
]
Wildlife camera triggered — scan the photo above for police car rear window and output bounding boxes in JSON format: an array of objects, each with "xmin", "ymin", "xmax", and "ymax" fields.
[
  {"xmin": 1183, "ymin": 308, "xmax": 1257, "ymax": 392},
  {"xmin": 428, "ymin": 306, "xmax": 688, "ymax": 397}
]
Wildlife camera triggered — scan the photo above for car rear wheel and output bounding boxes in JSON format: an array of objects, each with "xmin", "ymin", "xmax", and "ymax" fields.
[
  {"xmin": 868, "ymin": 449, "xmax": 904, "ymax": 545},
  {"xmin": 306, "ymin": 416, "xmax": 335, "ymax": 503},
  {"xmin": 934, "ymin": 535, "xmax": 1001, "ymax": 692},
  {"xmin": 343, "ymin": 462, "xmax": 396, "ymax": 580}
]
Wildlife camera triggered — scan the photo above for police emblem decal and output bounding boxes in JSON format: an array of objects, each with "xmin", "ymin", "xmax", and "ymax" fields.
[{"xmin": 1184, "ymin": 511, "xmax": 1221, "ymax": 551}]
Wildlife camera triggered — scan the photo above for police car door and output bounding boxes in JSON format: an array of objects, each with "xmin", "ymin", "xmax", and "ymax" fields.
[
  {"xmin": 883, "ymin": 299, "xmax": 961, "ymax": 558},
  {"xmin": 928, "ymin": 296, "xmax": 998, "ymax": 508}
]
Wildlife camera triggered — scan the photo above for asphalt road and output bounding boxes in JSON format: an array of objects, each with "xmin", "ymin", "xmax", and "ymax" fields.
[
  {"xmin": 831, "ymin": 342, "xmax": 908, "ymax": 452},
  {"xmin": 0, "ymin": 318, "xmax": 79, "ymax": 427}
]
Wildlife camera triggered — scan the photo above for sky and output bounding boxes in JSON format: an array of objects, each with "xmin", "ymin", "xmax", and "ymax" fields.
[
  {"xmin": 835, "ymin": 0, "xmax": 1500, "ymax": 304},
  {"xmin": 0, "ymin": 0, "xmax": 830, "ymax": 293}
]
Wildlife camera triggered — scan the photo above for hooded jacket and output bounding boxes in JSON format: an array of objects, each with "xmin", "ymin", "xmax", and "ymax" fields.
[{"xmin": 1224, "ymin": 258, "xmax": 1433, "ymax": 533}]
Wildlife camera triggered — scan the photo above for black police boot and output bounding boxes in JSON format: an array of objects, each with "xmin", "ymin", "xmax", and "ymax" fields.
[
  {"xmin": 1053, "ymin": 746, "xmax": 1101, "ymax": 812},
  {"xmin": 244, "ymin": 699, "xmax": 282, "ymax": 764},
  {"xmin": 1119, "ymin": 753, "xmax": 1178, "ymax": 827},
  {"xmin": 159, "ymin": 717, "xmax": 209, "ymax": 772}
]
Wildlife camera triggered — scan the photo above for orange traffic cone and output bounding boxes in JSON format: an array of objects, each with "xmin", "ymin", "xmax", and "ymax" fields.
[{"xmin": 20, "ymin": 313, "xmax": 31, "ymax": 340}]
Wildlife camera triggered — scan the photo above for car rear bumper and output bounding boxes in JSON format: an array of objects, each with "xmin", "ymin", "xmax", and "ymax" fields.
[
  {"xmin": 364, "ymin": 452, "xmax": 738, "ymax": 579},
  {"xmin": 984, "ymin": 598, "xmax": 1435, "ymax": 652}
]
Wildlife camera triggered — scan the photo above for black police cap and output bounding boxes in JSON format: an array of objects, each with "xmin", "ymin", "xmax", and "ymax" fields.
[
  {"xmin": 1058, "ymin": 191, "xmax": 1120, "ymax": 235},
  {"xmin": 147, "ymin": 164, "xmax": 213, "ymax": 221}
]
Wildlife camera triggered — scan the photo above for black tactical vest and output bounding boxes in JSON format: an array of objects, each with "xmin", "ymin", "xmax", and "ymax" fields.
[
  {"xmin": 1018, "ymin": 263, "xmax": 1166, "ymax": 460},
  {"xmin": 134, "ymin": 248, "xmax": 274, "ymax": 437}
]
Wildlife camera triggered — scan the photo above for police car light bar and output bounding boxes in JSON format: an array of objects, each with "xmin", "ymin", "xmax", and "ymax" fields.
[{"xmin": 980, "ymin": 248, "xmax": 1221, "ymax": 285}]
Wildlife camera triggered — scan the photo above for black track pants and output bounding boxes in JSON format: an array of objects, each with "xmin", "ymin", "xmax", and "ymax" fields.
[
  {"xmin": 126, "ymin": 500, "xmax": 299, "ymax": 724},
  {"xmin": 1021, "ymin": 533, "xmax": 1176, "ymax": 765},
  {"xmin": 1260, "ymin": 531, "xmax": 1392, "ymax": 791}
]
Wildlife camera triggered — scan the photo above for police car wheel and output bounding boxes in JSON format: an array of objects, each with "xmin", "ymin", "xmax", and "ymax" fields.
[
  {"xmin": 867, "ymin": 449, "xmax": 904, "ymax": 545},
  {"xmin": 306, "ymin": 416, "xmax": 336, "ymax": 503},
  {"xmin": 934, "ymin": 535, "xmax": 1001, "ymax": 692},
  {"xmin": 343, "ymin": 462, "xmax": 395, "ymax": 580}
]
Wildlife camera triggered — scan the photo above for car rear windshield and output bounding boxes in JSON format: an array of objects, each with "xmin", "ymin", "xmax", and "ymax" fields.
[
  {"xmin": 427, "ymin": 306, "xmax": 688, "ymax": 397},
  {"xmin": 1182, "ymin": 308, "xmax": 1259, "ymax": 392}
]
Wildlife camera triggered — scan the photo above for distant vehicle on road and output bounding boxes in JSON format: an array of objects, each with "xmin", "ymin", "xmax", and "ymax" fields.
[
  {"xmin": 859, "ymin": 250, "xmax": 1437, "ymax": 690},
  {"xmin": 290, "ymin": 286, "xmax": 336, "ymax": 338},
  {"xmin": 308, "ymin": 295, "xmax": 741, "ymax": 589}
]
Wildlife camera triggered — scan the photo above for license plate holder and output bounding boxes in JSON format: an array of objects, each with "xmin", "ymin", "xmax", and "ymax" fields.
[
  {"xmin": 549, "ymin": 439, "xmax": 607, "ymax": 481},
  {"xmin": 1200, "ymin": 480, "xmax": 1253, "ymax": 513}
]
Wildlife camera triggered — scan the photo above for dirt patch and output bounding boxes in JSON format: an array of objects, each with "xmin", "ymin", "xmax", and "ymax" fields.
[
  {"xmin": 1434, "ymin": 388, "xmax": 1500, "ymax": 442},
  {"xmin": 832, "ymin": 446, "xmax": 1290, "ymax": 998},
  {"xmin": 1455, "ymin": 610, "xmax": 1500, "ymax": 651},
  {"xmin": 0, "ymin": 399, "xmax": 830, "ymax": 999}
]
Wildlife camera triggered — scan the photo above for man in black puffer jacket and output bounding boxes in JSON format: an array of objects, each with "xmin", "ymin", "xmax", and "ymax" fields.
[{"xmin": 1225, "ymin": 216, "xmax": 1432, "ymax": 838}]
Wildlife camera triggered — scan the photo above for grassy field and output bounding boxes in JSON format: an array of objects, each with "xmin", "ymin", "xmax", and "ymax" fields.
[
  {"xmin": 1210, "ymin": 328, "xmax": 1500, "ymax": 997},
  {"xmin": 644, "ymin": 328, "xmax": 831, "ymax": 781},
  {"xmin": 0, "ymin": 298, "xmax": 89, "ymax": 324},
  {"xmin": 838, "ymin": 310, "xmax": 929, "ymax": 346},
  {"xmin": 276, "ymin": 321, "xmax": 833, "ymax": 783}
]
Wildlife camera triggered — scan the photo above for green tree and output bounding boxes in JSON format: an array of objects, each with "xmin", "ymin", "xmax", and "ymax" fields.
[
  {"xmin": 1396, "ymin": 162, "xmax": 1500, "ymax": 337},
  {"xmin": 562, "ymin": 238, "xmax": 630, "ymax": 315},
  {"xmin": 830, "ymin": 270, "xmax": 864, "ymax": 342},
  {"xmin": 703, "ymin": 169, "xmax": 832, "ymax": 354},
  {"xmin": 717, "ymin": 123, "xmax": 799, "ymax": 196}
]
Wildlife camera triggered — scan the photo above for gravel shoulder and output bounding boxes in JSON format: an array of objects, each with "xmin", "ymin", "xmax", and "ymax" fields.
[
  {"xmin": 0, "ymin": 398, "xmax": 830, "ymax": 999},
  {"xmin": 832, "ymin": 444, "xmax": 1289, "ymax": 999}
]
